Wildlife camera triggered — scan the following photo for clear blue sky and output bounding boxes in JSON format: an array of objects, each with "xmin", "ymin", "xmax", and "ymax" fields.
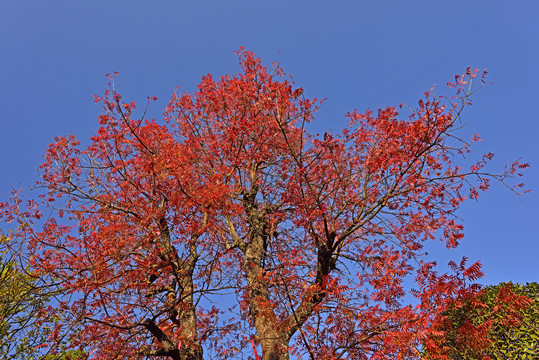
[{"xmin": 1, "ymin": 1, "xmax": 537, "ymax": 287}]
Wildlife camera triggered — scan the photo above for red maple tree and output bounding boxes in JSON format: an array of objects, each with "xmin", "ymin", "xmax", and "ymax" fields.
[{"xmin": 1, "ymin": 49, "xmax": 529, "ymax": 360}]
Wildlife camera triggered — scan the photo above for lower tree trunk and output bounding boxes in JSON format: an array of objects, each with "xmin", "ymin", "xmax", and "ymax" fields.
[
  {"xmin": 259, "ymin": 336, "xmax": 290, "ymax": 360},
  {"xmin": 244, "ymin": 239, "xmax": 291, "ymax": 360}
]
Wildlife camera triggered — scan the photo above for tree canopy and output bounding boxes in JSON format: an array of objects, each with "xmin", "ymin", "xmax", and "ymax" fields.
[
  {"xmin": 0, "ymin": 49, "xmax": 529, "ymax": 360},
  {"xmin": 0, "ymin": 233, "xmax": 48, "ymax": 359},
  {"xmin": 425, "ymin": 282, "xmax": 538, "ymax": 359},
  {"xmin": 0, "ymin": 233, "xmax": 88, "ymax": 359}
]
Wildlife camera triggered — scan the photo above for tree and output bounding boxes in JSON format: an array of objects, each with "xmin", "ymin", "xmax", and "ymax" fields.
[
  {"xmin": 0, "ymin": 49, "xmax": 529, "ymax": 360},
  {"xmin": 40, "ymin": 349, "xmax": 89, "ymax": 360},
  {"xmin": 0, "ymin": 233, "xmax": 88, "ymax": 360},
  {"xmin": 0, "ymin": 233, "xmax": 49, "ymax": 359},
  {"xmin": 424, "ymin": 282, "xmax": 538, "ymax": 359}
]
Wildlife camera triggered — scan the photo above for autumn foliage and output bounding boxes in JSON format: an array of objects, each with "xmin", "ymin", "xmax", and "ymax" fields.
[
  {"xmin": 424, "ymin": 282, "xmax": 538, "ymax": 359},
  {"xmin": 0, "ymin": 49, "xmax": 529, "ymax": 359}
]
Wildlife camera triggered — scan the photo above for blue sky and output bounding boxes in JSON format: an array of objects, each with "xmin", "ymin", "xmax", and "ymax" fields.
[{"xmin": 1, "ymin": 0, "xmax": 537, "ymax": 290}]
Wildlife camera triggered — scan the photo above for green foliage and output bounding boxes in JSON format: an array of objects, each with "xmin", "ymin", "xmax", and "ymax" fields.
[
  {"xmin": 0, "ymin": 233, "xmax": 47, "ymax": 359},
  {"xmin": 428, "ymin": 282, "xmax": 539, "ymax": 359},
  {"xmin": 483, "ymin": 282, "xmax": 539, "ymax": 359},
  {"xmin": 0, "ymin": 234, "xmax": 87, "ymax": 360},
  {"xmin": 40, "ymin": 349, "xmax": 88, "ymax": 360}
]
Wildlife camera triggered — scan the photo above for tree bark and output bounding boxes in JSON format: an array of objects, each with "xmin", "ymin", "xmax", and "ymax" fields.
[{"xmin": 141, "ymin": 212, "xmax": 203, "ymax": 360}]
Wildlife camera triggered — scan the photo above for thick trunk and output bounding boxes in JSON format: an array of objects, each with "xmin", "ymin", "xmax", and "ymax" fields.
[
  {"xmin": 260, "ymin": 339, "xmax": 290, "ymax": 360},
  {"xmin": 140, "ymin": 263, "xmax": 203, "ymax": 360},
  {"xmin": 244, "ymin": 235, "xmax": 290, "ymax": 360},
  {"xmin": 142, "ymin": 213, "xmax": 203, "ymax": 359},
  {"xmin": 175, "ymin": 268, "xmax": 203, "ymax": 360},
  {"xmin": 239, "ymin": 164, "xmax": 292, "ymax": 360}
]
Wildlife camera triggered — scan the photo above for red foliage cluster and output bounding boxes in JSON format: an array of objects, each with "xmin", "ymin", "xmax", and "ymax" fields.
[{"xmin": 1, "ymin": 49, "xmax": 528, "ymax": 360}]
